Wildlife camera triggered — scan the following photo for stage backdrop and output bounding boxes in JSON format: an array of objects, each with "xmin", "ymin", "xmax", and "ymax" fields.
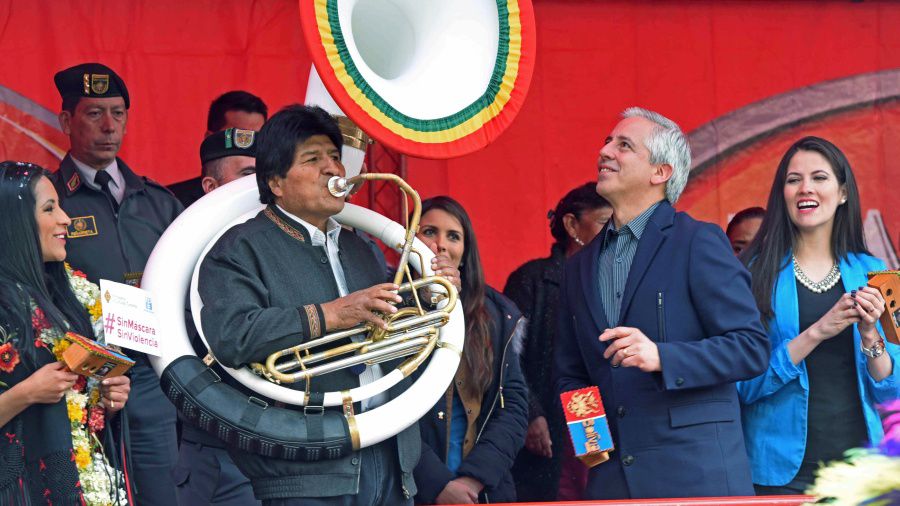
[{"xmin": 1, "ymin": 0, "xmax": 898, "ymax": 287}]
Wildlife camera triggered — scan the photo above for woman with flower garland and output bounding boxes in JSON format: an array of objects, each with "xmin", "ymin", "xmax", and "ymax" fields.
[
  {"xmin": 0, "ymin": 161, "xmax": 131, "ymax": 505},
  {"xmin": 737, "ymin": 137, "xmax": 900, "ymax": 495}
]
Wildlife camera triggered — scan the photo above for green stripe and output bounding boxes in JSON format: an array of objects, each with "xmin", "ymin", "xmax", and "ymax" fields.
[{"xmin": 326, "ymin": 0, "xmax": 512, "ymax": 133}]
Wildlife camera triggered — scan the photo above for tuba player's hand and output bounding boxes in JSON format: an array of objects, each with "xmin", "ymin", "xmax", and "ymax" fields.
[{"xmin": 321, "ymin": 283, "xmax": 402, "ymax": 331}]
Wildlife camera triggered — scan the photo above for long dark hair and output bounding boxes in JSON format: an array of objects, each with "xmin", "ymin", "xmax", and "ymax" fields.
[
  {"xmin": 0, "ymin": 161, "xmax": 93, "ymax": 366},
  {"xmin": 740, "ymin": 137, "xmax": 868, "ymax": 322},
  {"xmin": 548, "ymin": 182, "xmax": 610, "ymax": 249},
  {"xmin": 421, "ymin": 196, "xmax": 493, "ymax": 396}
]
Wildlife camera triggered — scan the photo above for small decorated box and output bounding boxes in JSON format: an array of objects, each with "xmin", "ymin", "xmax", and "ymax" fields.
[
  {"xmin": 868, "ymin": 271, "xmax": 900, "ymax": 345},
  {"xmin": 560, "ymin": 386, "xmax": 614, "ymax": 467},
  {"xmin": 62, "ymin": 332, "xmax": 134, "ymax": 379}
]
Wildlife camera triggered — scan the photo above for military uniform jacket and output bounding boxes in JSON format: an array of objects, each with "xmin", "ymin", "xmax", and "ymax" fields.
[
  {"xmin": 198, "ymin": 205, "xmax": 420, "ymax": 500},
  {"xmin": 52, "ymin": 155, "xmax": 183, "ymax": 287}
]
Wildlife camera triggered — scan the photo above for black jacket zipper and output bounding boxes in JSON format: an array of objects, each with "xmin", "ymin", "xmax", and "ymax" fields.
[
  {"xmin": 657, "ymin": 291, "xmax": 666, "ymax": 343},
  {"xmin": 473, "ymin": 315, "xmax": 523, "ymax": 503}
]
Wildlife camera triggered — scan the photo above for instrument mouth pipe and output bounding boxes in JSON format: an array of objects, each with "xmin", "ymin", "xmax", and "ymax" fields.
[{"xmin": 328, "ymin": 176, "xmax": 354, "ymax": 197}]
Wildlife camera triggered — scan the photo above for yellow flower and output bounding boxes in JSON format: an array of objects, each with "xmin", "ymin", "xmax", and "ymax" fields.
[
  {"xmin": 67, "ymin": 398, "xmax": 83, "ymax": 423},
  {"xmin": 89, "ymin": 388, "xmax": 100, "ymax": 405},
  {"xmin": 53, "ymin": 338, "xmax": 71, "ymax": 362},
  {"xmin": 75, "ymin": 447, "xmax": 92, "ymax": 470},
  {"xmin": 88, "ymin": 300, "xmax": 102, "ymax": 321}
]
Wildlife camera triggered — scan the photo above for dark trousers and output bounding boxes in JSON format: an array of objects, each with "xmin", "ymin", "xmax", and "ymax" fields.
[
  {"xmin": 175, "ymin": 432, "xmax": 259, "ymax": 506},
  {"xmin": 127, "ymin": 362, "xmax": 179, "ymax": 505},
  {"xmin": 754, "ymin": 461, "xmax": 817, "ymax": 496},
  {"xmin": 262, "ymin": 441, "xmax": 412, "ymax": 506}
]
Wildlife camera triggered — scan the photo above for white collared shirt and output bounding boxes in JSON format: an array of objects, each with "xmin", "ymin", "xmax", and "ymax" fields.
[
  {"xmin": 276, "ymin": 205, "xmax": 387, "ymax": 411},
  {"xmin": 71, "ymin": 156, "xmax": 125, "ymax": 204}
]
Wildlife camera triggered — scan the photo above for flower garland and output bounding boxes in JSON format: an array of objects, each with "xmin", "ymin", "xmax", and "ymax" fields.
[
  {"xmin": 28, "ymin": 265, "xmax": 128, "ymax": 505},
  {"xmin": 806, "ymin": 400, "xmax": 900, "ymax": 505}
]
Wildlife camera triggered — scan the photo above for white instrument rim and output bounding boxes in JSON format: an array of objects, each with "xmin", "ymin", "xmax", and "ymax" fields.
[{"xmin": 143, "ymin": 175, "xmax": 464, "ymax": 448}]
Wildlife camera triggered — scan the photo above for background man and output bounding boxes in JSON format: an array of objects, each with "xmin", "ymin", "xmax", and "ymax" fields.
[
  {"xmin": 52, "ymin": 62, "xmax": 182, "ymax": 505},
  {"xmin": 726, "ymin": 206, "xmax": 766, "ymax": 256},
  {"xmin": 173, "ymin": 127, "xmax": 260, "ymax": 506},
  {"xmin": 169, "ymin": 90, "xmax": 267, "ymax": 206},
  {"xmin": 553, "ymin": 107, "xmax": 769, "ymax": 500},
  {"xmin": 199, "ymin": 127, "xmax": 258, "ymax": 193},
  {"xmin": 198, "ymin": 105, "xmax": 419, "ymax": 505}
]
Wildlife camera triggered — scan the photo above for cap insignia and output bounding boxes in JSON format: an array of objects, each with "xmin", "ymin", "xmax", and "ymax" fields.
[
  {"xmin": 234, "ymin": 129, "xmax": 255, "ymax": 149},
  {"xmin": 90, "ymin": 74, "xmax": 110, "ymax": 95}
]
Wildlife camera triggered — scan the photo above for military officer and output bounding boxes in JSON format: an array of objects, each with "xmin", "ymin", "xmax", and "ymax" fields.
[{"xmin": 52, "ymin": 62, "xmax": 182, "ymax": 506}]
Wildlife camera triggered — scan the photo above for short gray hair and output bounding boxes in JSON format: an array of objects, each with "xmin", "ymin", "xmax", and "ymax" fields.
[{"xmin": 621, "ymin": 107, "xmax": 691, "ymax": 203}]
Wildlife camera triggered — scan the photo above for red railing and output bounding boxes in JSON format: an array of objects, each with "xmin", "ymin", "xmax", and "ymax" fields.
[{"xmin": 431, "ymin": 497, "xmax": 813, "ymax": 506}]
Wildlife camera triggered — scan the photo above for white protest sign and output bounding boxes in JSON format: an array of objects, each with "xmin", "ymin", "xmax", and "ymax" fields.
[{"xmin": 99, "ymin": 280, "xmax": 162, "ymax": 356}]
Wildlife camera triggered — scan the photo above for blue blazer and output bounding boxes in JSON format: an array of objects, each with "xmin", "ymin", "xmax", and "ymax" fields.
[
  {"xmin": 737, "ymin": 252, "xmax": 900, "ymax": 486},
  {"xmin": 553, "ymin": 201, "xmax": 769, "ymax": 500}
]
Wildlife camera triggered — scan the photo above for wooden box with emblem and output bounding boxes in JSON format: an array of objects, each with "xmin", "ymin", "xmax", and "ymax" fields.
[
  {"xmin": 867, "ymin": 271, "xmax": 900, "ymax": 345},
  {"xmin": 62, "ymin": 332, "xmax": 134, "ymax": 379},
  {"xmin": 560, "ymin": 386, "xmax": 614, "ymax": 468}
]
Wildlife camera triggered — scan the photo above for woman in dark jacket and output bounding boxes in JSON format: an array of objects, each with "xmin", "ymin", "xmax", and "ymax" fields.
[
  {"xmin": 413, "ymin": 196, "xmax": 528, "ymax": 504},
  {"xmin": 503, "ymin": 182, "xmax": 611, "ymax": 501},
  {"xmin": 0, "ymin": 162, "xmax": 131, "ymax": 505}
]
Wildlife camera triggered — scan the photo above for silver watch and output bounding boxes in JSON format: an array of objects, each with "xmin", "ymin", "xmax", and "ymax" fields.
[{"xmin": 860, "ymin": 339, "xmax": 886, "ymax": 359}]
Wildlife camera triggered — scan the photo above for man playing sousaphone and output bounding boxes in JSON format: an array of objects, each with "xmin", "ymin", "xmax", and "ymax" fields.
[{"xmin": 197, "ymin": 104, "xmax": 459, "ymax": 505}]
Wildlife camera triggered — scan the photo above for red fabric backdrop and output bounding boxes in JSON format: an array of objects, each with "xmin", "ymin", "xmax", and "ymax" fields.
[{"xmin": 1, "ymin": 1, "xmax": 898, "ymax": 287}]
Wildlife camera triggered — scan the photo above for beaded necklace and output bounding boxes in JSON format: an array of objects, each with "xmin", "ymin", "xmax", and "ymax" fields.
[{"xmin": 792, "ymin": 255, "xmax": 841, "ymax": 293}]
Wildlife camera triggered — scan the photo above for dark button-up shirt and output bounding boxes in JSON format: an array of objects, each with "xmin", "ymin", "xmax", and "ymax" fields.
[{"xmin": 597, "ymin": 201, "xmax": 662, "ymax": 326}]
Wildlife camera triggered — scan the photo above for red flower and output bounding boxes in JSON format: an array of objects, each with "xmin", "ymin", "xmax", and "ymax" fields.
[
  {"xmin": 71, "ymin": 269, "xmax": 87, "ymax": 279},
  {"xmin": 88, "ymin": 406, "xmax": 105, "ymax": 433},
  {"xmin": 73, "ymin": 376, "xmax": 86, "ymax": 393},
  {"xmin": 4, "ymin": 432, "xmax": 14, "ymax": 443},
  {"xmin": 33, "ymin": 338, "xmax": 46, "ymax": 349},
  {"xmin": 31, "ymin": 307, "xmax": 49, "ymax": 334},
  {"xmin": 0, "ymin": 343, "xmax": 19, "ymax": 373}
]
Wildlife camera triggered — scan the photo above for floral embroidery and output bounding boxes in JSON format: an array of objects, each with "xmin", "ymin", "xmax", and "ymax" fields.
[
  {"xmin": 0, "ymin": 341, "xmax": 19, "ymax": 373},
  {"xmin": 31, "ymin": 307, "xmax": 49, "ymax": 334},
  {"xmin": 0, "ymin": 326, "xmax": 19, "ymax": 380}
]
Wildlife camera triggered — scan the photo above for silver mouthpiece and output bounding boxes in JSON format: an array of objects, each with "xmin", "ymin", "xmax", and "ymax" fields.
[{"xmin": 327, "ymin": 176, "xmax": 353, "ymax": 197}]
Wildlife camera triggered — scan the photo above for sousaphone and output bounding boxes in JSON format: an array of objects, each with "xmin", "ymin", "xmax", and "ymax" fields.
[{"xmin": 142, "ymin": 0, "xmax": 535, "ymax": 461}]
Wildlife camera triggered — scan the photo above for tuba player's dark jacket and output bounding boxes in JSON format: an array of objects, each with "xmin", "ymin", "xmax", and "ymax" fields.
[{"xmin": 198, "ymin": 205, "xmax": 420, "ymax": 501}]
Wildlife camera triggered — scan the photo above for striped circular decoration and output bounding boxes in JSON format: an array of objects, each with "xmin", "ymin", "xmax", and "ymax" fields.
[{"xmin": 300, "ymin": 0, "xmax": 536, "ymax": 159}]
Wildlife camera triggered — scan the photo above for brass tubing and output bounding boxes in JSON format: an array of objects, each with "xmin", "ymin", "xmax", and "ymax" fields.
[
  {"xmin": 342, "ymin": 173, "xmax": 421, "ymax": 288},
  {"xmin": 269, "ymin": 336, "xmax": 431, "ymax": 383}
]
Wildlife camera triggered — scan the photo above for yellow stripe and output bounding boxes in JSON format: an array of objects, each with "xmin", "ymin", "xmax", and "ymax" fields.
[{"xmin": 314, "ymin": 0, "xmax": 524, "ymax": 144}]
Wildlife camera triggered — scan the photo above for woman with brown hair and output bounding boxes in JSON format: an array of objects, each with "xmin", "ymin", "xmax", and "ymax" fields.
[{"xmin": 412, "ymin": 196, "xmax": 528, "ymax": 504}]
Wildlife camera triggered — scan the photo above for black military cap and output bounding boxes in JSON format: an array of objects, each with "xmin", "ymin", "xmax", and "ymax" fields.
[
  {"xmin": 54, "ymin": 62, "xmax": 130, "ymax": 109},
  {"xmin": 200, "ymin": 128, "xmax": 258, "ymax": 164}
]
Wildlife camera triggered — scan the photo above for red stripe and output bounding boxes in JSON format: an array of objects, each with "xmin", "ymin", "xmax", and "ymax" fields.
[{"xmin": 121, "ymin": 439, "xmax": 134, "ymax": 505}]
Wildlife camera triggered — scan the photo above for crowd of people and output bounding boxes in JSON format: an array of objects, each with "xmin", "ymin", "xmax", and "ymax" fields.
[{"xmin": 0, "ymin": 61, "xmax": 898, "ymax": 506}]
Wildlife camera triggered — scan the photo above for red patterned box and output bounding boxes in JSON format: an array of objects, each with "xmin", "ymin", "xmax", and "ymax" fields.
[{"xmin": 560, "ymin": 386, "xmax": 614, "ymax": 467}]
